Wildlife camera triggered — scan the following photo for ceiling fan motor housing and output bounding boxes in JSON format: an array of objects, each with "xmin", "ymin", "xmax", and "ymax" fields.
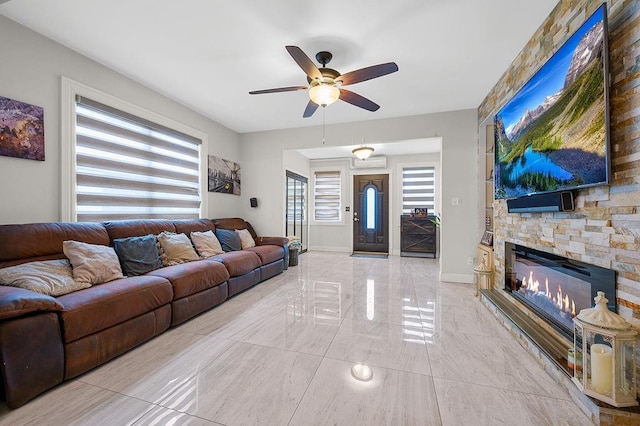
[{"xmin": 307, "ymin": 67, "xmax": 340, "ymax": 86}]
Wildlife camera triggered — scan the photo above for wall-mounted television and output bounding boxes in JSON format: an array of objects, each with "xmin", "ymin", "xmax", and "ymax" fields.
[{"xmin": 494, "ymin": 3, "xmax": 610, "ymax": 200}]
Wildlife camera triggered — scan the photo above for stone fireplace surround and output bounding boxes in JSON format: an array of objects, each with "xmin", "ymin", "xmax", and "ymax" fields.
[
  {"xmin": 476, "ymin": 0, "xmax": 640, "ymax": 423},
  {"xmin": 479, "ymin": 235, "xmax": 640, "ymax": 425}
]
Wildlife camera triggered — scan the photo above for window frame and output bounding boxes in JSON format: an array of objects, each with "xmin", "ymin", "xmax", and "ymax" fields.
[
  {"xmin": 61, "ymin": 76, "xmax": 208, "ymax": 221},
  {"xmin": 399, "ymin": 162, "xmax": 439, "ymax": 217},
  {"xmin": 311, "ymin": 166, "xmax": 345, "ymax": 226}
]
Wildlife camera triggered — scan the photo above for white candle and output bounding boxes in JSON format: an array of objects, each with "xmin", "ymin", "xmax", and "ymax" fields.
[{"xmin": 591, "ymin": 344, "xmax": 613, "ymax": 394}]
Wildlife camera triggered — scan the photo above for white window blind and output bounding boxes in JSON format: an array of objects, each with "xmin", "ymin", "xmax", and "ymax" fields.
[
  {"xmin": 74, "ymin": 96, "xmax": 201, "ymax": 222},
  {"xmin": 314, "ymin": 171, "xmax": 341, "ymax": 222},
  {"xmin": 402, "ymin": 166, "xmax": 436, "ymax": 215}
]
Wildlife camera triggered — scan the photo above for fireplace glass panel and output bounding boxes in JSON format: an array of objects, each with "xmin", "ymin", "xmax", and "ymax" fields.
[{"xmin": 505, "ymin": 242, "xmax": 616, "ymax": 339}]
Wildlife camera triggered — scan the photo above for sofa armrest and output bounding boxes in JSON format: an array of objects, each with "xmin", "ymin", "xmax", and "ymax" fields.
[
  {"xmin": 0, "ymin": 286, "xmax": 63, "ymax": 321},
  {"xmin": 254, "ymin": 236, "xmax": 289, "ymax": 247}
]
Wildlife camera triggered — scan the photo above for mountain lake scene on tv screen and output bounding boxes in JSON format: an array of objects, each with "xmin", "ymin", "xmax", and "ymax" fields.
[{"xmin": 494, "ymin": 8, "xmax": 607, "ymax": 199}]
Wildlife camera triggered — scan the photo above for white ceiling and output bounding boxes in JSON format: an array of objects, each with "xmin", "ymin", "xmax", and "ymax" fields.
[
  {"xmin": 297, "ymin": 137, "xmax": 441, "ymax": 160},
  {"xmin": 0, "ymin": 0, "xmax": 558, "ymax": 135}
]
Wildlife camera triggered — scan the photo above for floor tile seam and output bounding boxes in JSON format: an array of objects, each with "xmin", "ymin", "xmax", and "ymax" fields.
[
  {"xmin": 231, "ymin": 339, "xmax": 328, "ymax": 359},
  {"xmin": 424, "ymin": 374, "xmax": 445, "ymax": 426},
  {"xmin": 76, "ymin": 339, "xmax": 240, "ymax": 399},
  {"xmin": 75, "ymin": 372, "xmax": 204, "ymax": 408},
  {"xmin": 131, "ymin": 404, "xmax": 229, "ymax": 426},
  {"xmin": 317, "ymin": 313, "xmax": 343, "ymax": 358},
  {"xmin": 346, "ymin": 318, "xmax": 437, "ymax": 334},
  {"xmin": 429, "ymin": 374, "xmax": 573, "ymax": 402},
  {"xmin": 429, "ymin": 328, "xmax": 517, "ymax": 342},
  {"xmin": 284, "ymin": 353, "xmax": 326, "ymax": 426},
  {"xmin": 322, "ymin": 354, "xmax": 434, "ymax": 378},
  {"xmin": 70, "ymin": 380, "xmax": 192, "ymax": 424}
]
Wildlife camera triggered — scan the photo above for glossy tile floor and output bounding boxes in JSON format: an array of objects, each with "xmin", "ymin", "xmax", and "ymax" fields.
[{"xmin": 0, "ymin": 252, "xmax": 592, "ymax": 426}]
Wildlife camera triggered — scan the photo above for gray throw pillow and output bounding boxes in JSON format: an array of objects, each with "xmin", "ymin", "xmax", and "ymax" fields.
[
  {"xmin": 113, "ymin": 234, "xmax": 163, "ymax": 276},
  {"xmin": 215, "ymin": 228, "xmax": 242, "ymax": 252}
]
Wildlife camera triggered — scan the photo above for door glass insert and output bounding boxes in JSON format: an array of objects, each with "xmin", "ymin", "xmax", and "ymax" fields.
[{"xmin": 366, "ymin": 187, "xmax": 376, "ymax": 229}]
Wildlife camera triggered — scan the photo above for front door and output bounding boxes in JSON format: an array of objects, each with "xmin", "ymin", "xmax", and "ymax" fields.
[{"xmin": 353, "ymin": 174, "xmax": 389, "ymax": 253}]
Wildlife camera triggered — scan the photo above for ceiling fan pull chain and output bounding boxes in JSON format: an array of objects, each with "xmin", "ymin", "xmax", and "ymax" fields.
[{"xmin": 322, "ymin": 107, "xmax": 326, "ymax": 144}]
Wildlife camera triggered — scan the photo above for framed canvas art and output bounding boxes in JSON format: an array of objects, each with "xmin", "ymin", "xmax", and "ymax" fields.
[
  {"xmin": 0, "ymin": 96, "xmax": 45, "ymax": 161},
  {"xmin": 208, "ymin": 155, "xmax": 241, "ymax": 195}
]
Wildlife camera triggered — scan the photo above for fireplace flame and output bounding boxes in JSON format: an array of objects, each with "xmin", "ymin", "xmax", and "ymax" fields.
[
  {"xmin": 545, "ymin": 278, "xmax": 550, "ymax": 298},
  {"xmin": 520, "ymin": 271, "xmax": 577, "ymax": 318}
]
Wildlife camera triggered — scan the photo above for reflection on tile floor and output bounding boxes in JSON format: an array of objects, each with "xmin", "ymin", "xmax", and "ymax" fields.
[{"xmin": 0, "ymin": 252, "xmax": 592, "ymax": 426}]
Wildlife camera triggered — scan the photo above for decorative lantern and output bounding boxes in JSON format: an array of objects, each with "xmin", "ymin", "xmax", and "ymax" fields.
[
  {"xmin": 572, "ymin": 292, "xmax": 639, "ymax": 407},
  {"xmin": 473, "ymin": 257, "xmax": 493, "ymax": 297}
]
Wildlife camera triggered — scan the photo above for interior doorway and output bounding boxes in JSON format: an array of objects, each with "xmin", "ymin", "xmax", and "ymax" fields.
[
  {"xmin": 353, "ymin": 174, "xmax": 389, "ymax": 254},
  {"xmin": 285, "ymin": 171, "xmax": 308, "ymax": 252}
]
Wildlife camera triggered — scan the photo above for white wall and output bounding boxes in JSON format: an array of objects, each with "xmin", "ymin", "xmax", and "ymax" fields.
[
  {"xmin": 0, "ymin": 15, "xmax": 479, "ymax": 282},
  {"xmin": 0, "ymin": 15, "xmax": 242, "ymax": 224},
  {"xmin": 304, "ymin": 153, "xmax": 440, "ymax": 254},
  {"xmin": 241, "ymin": 110, "xmax": 479, "ymax": 282}
]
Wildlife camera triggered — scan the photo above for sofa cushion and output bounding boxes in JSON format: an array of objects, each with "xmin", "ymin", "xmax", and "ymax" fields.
[
  {"xmin": 236, "ymin": 229, "xmax": 256, "ymax": 249},
  {"xmin": 244, "ymin": 245, "xmax": 285, "ymax": 266},
  {"xmin": 147, "ymin": 260, "xmax": 229, "ymax": 299},
  {"xmin": 102, "ymin": 219, "xmax": 176, "ymax": 242},
  {"xmin": 57, "ymin": 275, "xmax": 173, "ymax": 343},
  {"xmin": 113, "ymin": 234, "xmax": 162, "ymax": 276},
  {"xmin": 208, "ymin": 251, "xmax": 261, "ymax": 277},
  {"xmin": 173, "ymin": 218, "xmax": 215, "ymax": 235},
  {"xmin": 191, "ymin": 230, "xmax": 224, "ymax": 257},
  {"xmin": 0, "ymin": 259, "xmax": 90, "ymax": 296},
  {"xmin": 0, "ymin": 222, "xmax": 109, "ymax": 267},
  {"xmin": 216, "ymin": 229, "xmax": 242, "ymax": 252},
  {"xmin": 156, "ymin": 232, "xmax": 200, "ymax": 266},
  {"xmin": 63, "ymin": 241, "xmax": 124, "ymax": 285},
  {"xmin": 0, "ymin": 286, "xmax": 64, "ymax": 320},
  {"xmin": 213, "ymin": 217, "xmax": 247, "ymax": 231}
]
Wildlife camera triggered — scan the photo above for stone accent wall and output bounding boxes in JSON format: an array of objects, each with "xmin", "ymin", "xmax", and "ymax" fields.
[{"xmin": 479, "ymin": 0, "xmax": 640, "ymax": 330}]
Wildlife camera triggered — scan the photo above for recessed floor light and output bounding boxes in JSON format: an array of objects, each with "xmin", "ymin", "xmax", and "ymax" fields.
[{"xmin": 351, "ymin": 363, "xmax": 373, "ymax": 382}]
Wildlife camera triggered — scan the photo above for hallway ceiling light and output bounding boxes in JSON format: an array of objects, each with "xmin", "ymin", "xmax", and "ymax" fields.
[{"xmin": 352, "ymin": 146, "xmax": 374, "ymax": 160}]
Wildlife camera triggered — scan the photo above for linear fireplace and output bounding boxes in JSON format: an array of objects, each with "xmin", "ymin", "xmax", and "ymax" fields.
[{"xmin": 504, "ymin": 242, "xmax": 616, "ymax": 341}]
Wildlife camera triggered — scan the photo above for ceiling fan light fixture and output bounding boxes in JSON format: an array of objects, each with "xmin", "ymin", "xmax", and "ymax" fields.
[
  {"xmin": 309, "ymin": 83, "xmax": 340, "ymax": 106},
  {"xmin": 352, "ymin": 146, "xmax": 374, "ymax": 160}
]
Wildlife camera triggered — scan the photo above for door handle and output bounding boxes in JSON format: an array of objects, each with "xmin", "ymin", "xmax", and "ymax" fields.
[{"xmin": 354, "ymin": 217, "xmax": 360, "ymax": 222}]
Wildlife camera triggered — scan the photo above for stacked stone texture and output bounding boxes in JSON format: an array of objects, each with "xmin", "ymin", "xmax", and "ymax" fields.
[{"xmin": 478, "ymin": 0, "xmax": 640, "ymax": 403}]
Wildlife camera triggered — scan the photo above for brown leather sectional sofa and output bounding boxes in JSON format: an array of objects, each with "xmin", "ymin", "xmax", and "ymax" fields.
[{"xmin": 0, "ymin": 217, "xmax": 289, "ymax": 409}]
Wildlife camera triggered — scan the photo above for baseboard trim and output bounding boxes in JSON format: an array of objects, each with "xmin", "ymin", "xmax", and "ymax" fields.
[{"xmin": 307, "ymin": 246, "xmax": 352, "ymax": 253}]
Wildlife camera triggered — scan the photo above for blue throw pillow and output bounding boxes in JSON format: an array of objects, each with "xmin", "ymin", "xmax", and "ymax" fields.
[
  {"xmin": 113, "ymin": 234, "xmax": 163, "ymax": 276},
  {"xmin": 215, "ymin": 229, "xmax": 242, "ymax": 252}
]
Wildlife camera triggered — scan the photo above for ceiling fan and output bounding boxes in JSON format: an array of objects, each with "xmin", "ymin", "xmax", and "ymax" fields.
[{"xmin": 249, "ymin": 46, "xmax": 398, "ymax": 118}]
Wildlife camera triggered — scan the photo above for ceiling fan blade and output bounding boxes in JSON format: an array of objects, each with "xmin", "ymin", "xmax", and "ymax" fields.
[
  {"xmin": 286, "ymin": 46, "xmax": 322, "ymax": 81},
  {"xmin": 303, "ymin": 100, "xmax": 319, "ymax": 118},
  {"xmin": 337, "ymin": 62, "xmax": 398, "ymax": 86},
  {"xmin": 249, "ymin": 86, "xmax": 307, "ymax": 95},
  {"xmin": 339, "ymin": 89, "xmax": 380, "ymax": 112}
]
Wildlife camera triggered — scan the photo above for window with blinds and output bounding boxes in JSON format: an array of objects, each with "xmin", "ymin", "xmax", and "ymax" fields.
[
  {"xmin": 74, "ymin": 96, "xmax": 202, "ymax": 222},
  {"xmin": 402, "ymin": 166, "xmax": 436, "ymax": 215},
  {"xmin": 313, "ymin": 170, "xmax": 341, "ymax": 222}
]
